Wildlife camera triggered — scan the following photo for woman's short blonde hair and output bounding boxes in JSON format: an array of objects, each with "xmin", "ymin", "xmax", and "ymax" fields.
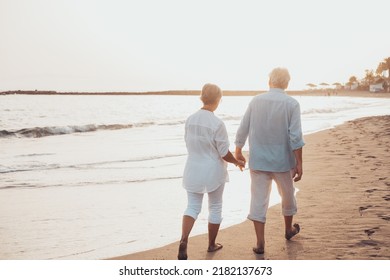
[
  {"xmin": 200, "ymin": 83, "xmax": 222, "ymax": 105},
  {"xmin": 269, "ymin": 67, "xmax": 290, "ymax": 89}
]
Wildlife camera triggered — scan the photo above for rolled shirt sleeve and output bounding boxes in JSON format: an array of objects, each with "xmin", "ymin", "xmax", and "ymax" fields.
[
  {"xmin": 289, "ymin": 102, "xmax": 305, "ymax": 150},
  {"xmin": 235, "ymin": 102, "xmax": 251, "ymax": 148},
  {"xmin": 215, "ymin": 122, "xmax": 230, "ymax": 157}
]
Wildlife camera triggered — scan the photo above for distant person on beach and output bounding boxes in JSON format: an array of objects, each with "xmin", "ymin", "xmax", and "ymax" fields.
[
  {"xmin": 178, "ymin": 83, "xmax": 245, "ymax": 260},
  {"xmin": 235, "ymin": 67, "xmax": 305, "ymax": 254},
  {"xmin": 383, "ymin": 81, "xmax": 389, "ymax": 93}
]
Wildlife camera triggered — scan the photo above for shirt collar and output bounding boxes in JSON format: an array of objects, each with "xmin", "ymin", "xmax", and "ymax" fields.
[{"xmin": 269, "ymin": 88, "xmax": 286, "ymax": 94}]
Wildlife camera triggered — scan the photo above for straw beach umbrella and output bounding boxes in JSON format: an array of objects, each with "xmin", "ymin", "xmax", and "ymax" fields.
[
  {"xmin": 332, "ymin": 82, "xmax": 342, "ymax": 89},
  {"xmin": 319, "ymin": 82, "xmax": 329, "ymax": 90},
  {"xmin": 305, "ymin": 83, "xmax": 317, "ymax": 88}
]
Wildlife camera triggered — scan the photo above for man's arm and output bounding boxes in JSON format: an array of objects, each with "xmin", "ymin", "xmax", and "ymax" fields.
[
  {"xmin": 235, "ymin": 146, "xmax": 246, "ymax": 164},
  {"xmin": 234, "ymin": 102, "xmax": 251, "ymax": 152}
]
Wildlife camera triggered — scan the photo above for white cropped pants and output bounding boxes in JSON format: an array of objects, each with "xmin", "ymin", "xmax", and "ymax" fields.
[
  {"xmin": 184, "ymin": 184, "xmax": 225, "ymax": 224},
  {"xmin": 248, "ymin": 169, "xmax": 297, "ymax": 223}
]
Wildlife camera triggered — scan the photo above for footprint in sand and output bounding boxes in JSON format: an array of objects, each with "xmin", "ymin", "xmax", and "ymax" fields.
[
  {"xmin": 365, "ymin": 189, "xmax": 378, "ymax": 193},
  {"xmin": 364, "ymin": 227, "xmax": 379, "ymax": 238},
  {"xmin": 356, "ymin": 240, "xmax": 379, "ymax": 247},
  {"xmin": 378, "ymin": 214, "xmax": 390, "ymax": 221},
  {"xmin": 382, "ymin": 195, "xmax": 390, "ymax": 201},
  {"xmin": 358, "ymin": 205, "xmax": 373, "ymax": 216}
]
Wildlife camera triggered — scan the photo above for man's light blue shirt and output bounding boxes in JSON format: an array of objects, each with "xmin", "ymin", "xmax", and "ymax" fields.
[{"xmin": 235, "ymin": 88, "xmax": 305, "ymax": 172}]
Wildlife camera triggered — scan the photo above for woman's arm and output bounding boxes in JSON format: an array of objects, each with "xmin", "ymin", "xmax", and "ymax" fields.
[{"xmin": 223, "ymin": 150, "xmax": 245, "ymax": 171}]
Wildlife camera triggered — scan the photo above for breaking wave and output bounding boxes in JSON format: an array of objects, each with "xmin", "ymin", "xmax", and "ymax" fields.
[{"xmin": 0, "ymin": 121, "xmax": 174, "ymax": 138}]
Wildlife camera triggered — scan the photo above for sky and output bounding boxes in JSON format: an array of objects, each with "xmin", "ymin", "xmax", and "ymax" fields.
[{"xmin": 0, "ymin": 0, "xmax": 389, "ymax": 92}]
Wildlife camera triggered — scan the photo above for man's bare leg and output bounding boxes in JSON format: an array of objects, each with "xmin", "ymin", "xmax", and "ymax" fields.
[
  {"xmin": 284, "ymin": 215, "xmax": 300, "ymax": 240},
  {"xmin": 252, "ymin": 220, "xmax": 265, "ymax": 254}
]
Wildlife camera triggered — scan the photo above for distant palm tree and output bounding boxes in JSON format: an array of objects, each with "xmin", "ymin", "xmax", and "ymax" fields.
[
  {"xmin": 347, "ymin": 76, "xmax": 358, "ymax": 90},
  {"xmin": 363, "ymin": 70, "xmax": 375, "ymax": 87},
  {"xmin": 384, "ymin": 57, "xmax": 390, "ymax": 92},
  {"xmin": 376, "ymin": 62, "xmax": 387, "ymax": 77},
  {"xmin": 383, "ymin": 57, "xmax": 390, "ymax": 70},
  {"xmin": 349, "ymin": 76, "xmax": 358, "ymax": 83},
  {"xmin": 384, "ymin": 57, "xmax": 390, "ymax": 76}
]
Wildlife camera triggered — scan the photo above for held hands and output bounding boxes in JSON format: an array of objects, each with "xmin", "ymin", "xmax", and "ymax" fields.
[
  {"xmin": 234, "ymin": 148, "xmax": 247, "ymax": 172},
  {"xmin": 223, "ymin": 149, "xmax": 246, "ymax": 171},
  {"xmin": 236, "ymin": 160, "xmax": 245, "ymax": 171}
]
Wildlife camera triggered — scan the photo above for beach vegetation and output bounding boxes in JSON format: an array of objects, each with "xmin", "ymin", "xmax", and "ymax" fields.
[
  {"xmin": 344, "ymin": 57, "xmax": 390, "ymax": 93},
  {"xmin": 384, "ymin": 57, "xmax": 390, "ymax": 77},
  {"xmin": 304, "ymin": 57, "xmax": 390, "ymax": 92},
  {"xmin": 345, "ymin": 76, "xmax": 359, "ymax": 90},
  {"xmin": 360, "ymin": 70, "xmax": 375, "ymax": 90},
  {"xmin": 349, "ymin": 76, "xmax": 357, "ymax": 83},
  {"xmin": 373, "ymin": 57, "xmax": 390, "ymax": 92},
  {"xmin": 379, "ymin": 57, "xmax": 390, "ymax": 92},
  {"xmin": 376, "ymin": 61, "xmax": 387, "ymax": 77}
]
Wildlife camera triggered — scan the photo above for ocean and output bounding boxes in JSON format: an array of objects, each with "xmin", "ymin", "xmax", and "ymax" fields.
[{"xmin": 1, "ymin": 94, "xmax": 389, "ymax": 259}]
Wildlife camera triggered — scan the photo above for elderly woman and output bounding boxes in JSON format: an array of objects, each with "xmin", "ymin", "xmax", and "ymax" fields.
[{"xmin": 178, "ymin": 83, "xmax": 244, "ymax": 260}]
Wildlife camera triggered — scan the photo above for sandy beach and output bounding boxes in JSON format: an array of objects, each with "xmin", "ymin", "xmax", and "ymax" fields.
[{"xmin": 111, "ymin": 114, "xmax": 390, "ymax": 260}]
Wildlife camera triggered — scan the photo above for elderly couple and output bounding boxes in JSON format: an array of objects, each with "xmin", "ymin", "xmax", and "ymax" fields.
[{"xmin": 178, "ymin": 68, "xmax": 305, "ymax": 260}]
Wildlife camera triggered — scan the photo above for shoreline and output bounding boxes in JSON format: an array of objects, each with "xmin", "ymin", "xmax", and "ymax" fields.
[
  {"xmin": 1, "ymin": 90, "xmax": 390, "ymax": 98},
  {"xmin": 110, "ymin": 115, "xmax": 390, "ymax": 260}
]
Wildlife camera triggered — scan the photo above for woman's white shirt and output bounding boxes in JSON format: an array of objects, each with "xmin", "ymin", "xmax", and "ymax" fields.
[{"xmin": 183, "ymin": 109, "xmax": 229, "ymax": 193}]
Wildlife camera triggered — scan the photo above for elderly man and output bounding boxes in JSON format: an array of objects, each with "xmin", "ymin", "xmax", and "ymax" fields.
[{"xmin": 235, "ymin": 68, "xmax": 305, "ymax": 254}]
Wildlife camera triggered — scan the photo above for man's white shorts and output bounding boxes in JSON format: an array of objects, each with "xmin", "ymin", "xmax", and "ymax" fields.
[{"xmin": 247, "ymin": 169, "xmax": 297, "ymax": 223}]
